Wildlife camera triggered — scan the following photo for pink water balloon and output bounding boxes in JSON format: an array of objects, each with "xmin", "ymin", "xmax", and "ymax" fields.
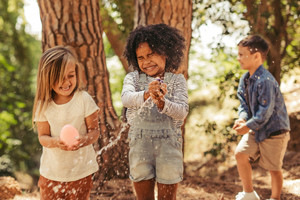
[{"xmin": 60, "ymin": 124, "xmax": 79, "ymax": 146}]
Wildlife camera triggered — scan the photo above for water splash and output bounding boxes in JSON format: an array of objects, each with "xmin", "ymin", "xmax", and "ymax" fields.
[
  {"xmin": 97, "ymin": 122, "xmax": 129, "ymax": 156},
  {"xmin": 97, "ymin": 81, "xmax": 162, "ymax": 156},
  {"xmin": 137, "ymin": 96, "xmax": 154, "ymax": 115}
]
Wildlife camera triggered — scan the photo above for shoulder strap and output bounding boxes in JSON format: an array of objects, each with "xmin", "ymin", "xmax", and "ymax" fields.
[{"xmin": 164, "ymin": 72, "xmax": 177, "ymax": 94}]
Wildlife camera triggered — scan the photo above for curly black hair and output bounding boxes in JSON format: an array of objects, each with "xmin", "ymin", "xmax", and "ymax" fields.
[{"xmin": 123, "ymin": 23, "xmax": 185, "ymax": 72}]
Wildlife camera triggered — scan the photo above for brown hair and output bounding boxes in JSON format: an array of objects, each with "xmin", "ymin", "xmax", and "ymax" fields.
[
  {"xmin": 238, "ymin": 35, "xmax": 269, "ymax": 60},
  {"xmin": 32, "ymin": 46, "xmax": 83, "ymax": 127}
]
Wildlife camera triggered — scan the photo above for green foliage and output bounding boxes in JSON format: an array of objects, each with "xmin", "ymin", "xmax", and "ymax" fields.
[
  {"xmin": 103, "ymin": 33, "xmax": 115, "ymax": 58},
  {"xmin": 189, "ymin": 0, "xmax": 299, "ymax": 160},
  {"xmin": 199, "ymin": 120, "xmax": 239, "ymax": 161},
  {"xmin": 186, "ymin": 49, "xmax": 242, "ymax": 161},
  {"xmin": 101, "ymin": 0, "xmax": 134, "ymax": 39},
  {"xmin": 192, "ymin": 0, "xmax": 300, "ymax": 77},
  {"xmin": 106, "ymin": 56, "xmax": 126, "ymax": 116},
  {"xmin": 192, "ymin": 0, "xmax": 249, "ymax": 58},
  {"xmin": 0, "ymin": 0, "xmax": 41, "ymax": 177},
  {"xmin": 212, "ymin": 52, "xmax": 243, "ymax": 101}
]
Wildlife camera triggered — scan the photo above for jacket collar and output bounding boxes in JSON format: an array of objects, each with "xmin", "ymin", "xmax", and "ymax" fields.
[{"xmin": 249, "ymin": 65, "xmax": 265, "ymax": 81}]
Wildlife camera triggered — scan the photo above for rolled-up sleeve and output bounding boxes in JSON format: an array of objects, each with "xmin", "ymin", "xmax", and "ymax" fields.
[
  {"xmin": 160, "ymin": 74, "xmax": 189, "ymax": 120},
  {"xmin": 121, "ymin": 72, "xmax": 144, "ymax": 108}
]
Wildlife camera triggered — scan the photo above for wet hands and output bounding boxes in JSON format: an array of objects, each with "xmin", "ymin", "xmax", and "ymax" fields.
[
  {"xmin": 58, "ymin": 136, "xmax": 83, "ymax": 151},
  {"xmin": 147, "ymin": 78, "xmax": 167, "ymax": 110},
  {"xmin": 233, "ymin": 119, "xmax": 251, "ymax": 135}
]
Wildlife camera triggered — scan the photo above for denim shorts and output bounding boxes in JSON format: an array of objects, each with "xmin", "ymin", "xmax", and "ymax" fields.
[{"xmin": 128, "ymin": 128, "xmax": 183, "ymax": 184}]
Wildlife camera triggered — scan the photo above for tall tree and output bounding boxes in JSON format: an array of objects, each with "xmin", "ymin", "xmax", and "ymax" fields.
[
  {"xmin": 193, "ymin": 0, "xmax": 300, "ymax": 84},
  {"xmin": 240, "ymin": 0, "xmax": 299, "ymax": 84},
  {"xmin": 135, "ymin": 0, "xmax": 193, "ymax": 79},
  {"xmin": 37, "ymin": 0, "xmax": 129, "ymax": 188}
]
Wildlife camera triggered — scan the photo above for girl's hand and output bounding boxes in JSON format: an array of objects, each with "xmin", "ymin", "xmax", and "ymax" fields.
[
  {"xmin": 67, "ymin": 136, "xmax": 86, "ymax": 151},
  {"xmin": 58, "ymin": 136, "xmax": 81, "ymax": 151},
  {"xmin": 57, "ymin": 139, "xmax": 72, "ymax": 151},
  {"xmin": 148, "ymin": 79, "xmax": 167, "ymax": 101}
]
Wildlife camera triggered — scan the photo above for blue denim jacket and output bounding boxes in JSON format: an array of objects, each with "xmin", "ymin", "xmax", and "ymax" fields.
[{"xmin": 237, "ymin": 65, "xmax": 290, "ymax": 142}]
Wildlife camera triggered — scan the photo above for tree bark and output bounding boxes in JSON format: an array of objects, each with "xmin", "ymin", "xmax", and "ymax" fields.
[
  {"xmin": 37, "ymin": 0, "xmax": 129, "ymax": 188},
  {"xmin": 135, "ymin": 0, "xmax": 193, "ymax": 79}
]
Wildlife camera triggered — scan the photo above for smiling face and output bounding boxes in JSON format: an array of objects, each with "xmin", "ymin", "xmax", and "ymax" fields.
[
  {"xmin": 136, "ymin": 42, "xmax": 166, "ymax": 77},
  {"xmin": 52, "ymin": 61, "xmax": 77, "ymax": 104}
]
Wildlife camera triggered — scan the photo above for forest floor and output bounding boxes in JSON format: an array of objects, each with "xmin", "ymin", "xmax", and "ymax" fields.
[
  {"xmin": 12, "ymin": 150, "xmax": 300, "ymax": 200},
  {"xmin": 89, "ymin": 150, "xmax": 300, "ymax": 200}
]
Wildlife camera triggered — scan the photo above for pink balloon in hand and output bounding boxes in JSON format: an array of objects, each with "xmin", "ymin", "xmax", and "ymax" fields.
[{"xmin": 60, "ymin": 124, "xmax": 79, "ymax": 147}]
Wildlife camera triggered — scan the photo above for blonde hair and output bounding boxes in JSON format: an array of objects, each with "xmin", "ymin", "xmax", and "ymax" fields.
[{"xmin": 32, "ymin": 46, "xmax": 83, "ymax": 127}]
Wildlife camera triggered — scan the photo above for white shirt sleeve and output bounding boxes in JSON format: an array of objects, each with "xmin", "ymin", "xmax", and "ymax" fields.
[{"xmin": 82, "ymin": 91, "xmax": 99, "ymax": 117}]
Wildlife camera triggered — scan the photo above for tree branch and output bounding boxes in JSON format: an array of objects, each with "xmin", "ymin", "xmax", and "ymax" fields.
[{"xmin": 100, "ymin": 7, "xmax": 129, "ymax": 72}]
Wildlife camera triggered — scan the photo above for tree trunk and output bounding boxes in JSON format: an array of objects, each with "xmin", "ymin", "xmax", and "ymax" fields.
[
  {"xmin": 37, "ymin": 0, "xmax": 129, "ymax": 189},
  {"xmin": 135, "ymin": 0, "xmax": 193, "ymax": 79}
]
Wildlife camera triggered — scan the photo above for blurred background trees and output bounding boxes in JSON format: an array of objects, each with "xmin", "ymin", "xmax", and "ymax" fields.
[
  {"xmin": 0, "ymin": 0, "xmax": 299, "ymax": 192},
  {"xmin": 0, "ymin": 0, "xmax": 41, "ymax": 179}
]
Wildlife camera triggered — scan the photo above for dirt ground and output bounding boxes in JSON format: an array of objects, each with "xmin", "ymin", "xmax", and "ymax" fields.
[
  {"xmin": 89, "ymin": 151, "xmax": 300, "ymax": 200},
  {"xmin": 13, "ymin": 150, "xmax": 300, "ymax": 200}
]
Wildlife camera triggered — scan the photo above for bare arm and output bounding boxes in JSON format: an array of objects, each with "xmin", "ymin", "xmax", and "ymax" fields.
[
  {"xmin": 74, "ymin": 111, "xmax": 100, "ymax": 149},
  {"xmin": 37, "ymin": 121, "xmax": 69, "ymax": 150}
]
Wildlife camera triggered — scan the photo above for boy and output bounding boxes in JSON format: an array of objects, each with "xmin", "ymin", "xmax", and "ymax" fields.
[{"xmin": 233, "ymin": 35, "xmax": 290, "ymax": 200}]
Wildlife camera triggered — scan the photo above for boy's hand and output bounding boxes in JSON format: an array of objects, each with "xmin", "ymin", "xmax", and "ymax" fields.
[
  {"xmin": 234, "ymin": 122, "xmax": 250, "ymax": 135},
  {"xmin": 232, "ymin": 118, "xmax": 246, "ymax": 129}
]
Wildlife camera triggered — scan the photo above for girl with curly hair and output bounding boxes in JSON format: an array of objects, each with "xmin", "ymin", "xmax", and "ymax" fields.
[{"xmin": 122, "ymin": 23, "xmax": 189, "ymax": 199}]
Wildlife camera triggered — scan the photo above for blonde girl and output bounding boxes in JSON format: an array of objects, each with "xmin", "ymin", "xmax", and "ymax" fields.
[{"xmin": 32, "ymin": 46, "xmax": 100, "ymax": 200}]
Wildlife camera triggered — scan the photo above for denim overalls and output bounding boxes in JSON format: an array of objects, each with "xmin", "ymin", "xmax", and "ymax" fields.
[{"xmin": 128, "ymin": 73, "xmax": 183, "ymax": 184}]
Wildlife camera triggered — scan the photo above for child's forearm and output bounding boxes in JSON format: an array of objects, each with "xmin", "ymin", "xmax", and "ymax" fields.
[
  {"xmin": 80, "ymin": 129, "xmax": 100, "ymax": 147},
  {"xmin": 121, "ymin": 91, "xmax": 145, "ymax": 108},
  {"xmin": 38, "ymin": 135, "xmax": 60, "ymax": 148},
  {"xmin": 160, "ymin": 99, "xmax": 188, "ymax": 120}
]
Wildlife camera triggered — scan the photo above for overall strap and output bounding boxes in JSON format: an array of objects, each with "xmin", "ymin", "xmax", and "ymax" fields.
[
  {"xmin": 164, "ymin": 72, "xmax": 176, "ymax": 95},
  {"xmin": 139, "ymin": 73, "xmax": 147, "ymax": 83},
  {"xmin": 137, "ymin": 73, "xmax": 147, "ymax": 92}
]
